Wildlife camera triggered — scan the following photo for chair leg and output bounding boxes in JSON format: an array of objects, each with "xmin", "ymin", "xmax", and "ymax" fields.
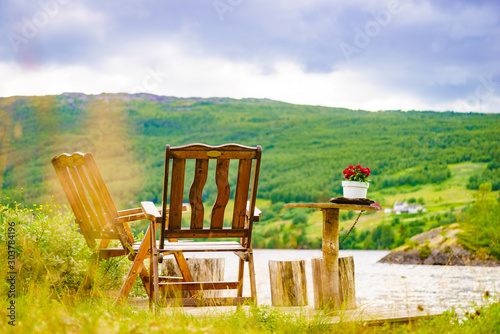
[
  {"xmin": 149, "ymin": 221, "xmax": 160, "ymax": 310},
  {"xmin": 138, "ymin": 266, "xmax": 151, "ymax": 296},
  {"xmin": 248, "ymin": 251, "xmax": 257, "ymax": 304},
  {"xmin": 169, "ymin": 238, "xmax": 195, "ymax": 297},
  {"xmin": 237, "ymin": 258, "xmax": 245, "ymax": 297},
  {"xmin": 116, "ymin": 225, "xmax": 152, "ymax": 305}
]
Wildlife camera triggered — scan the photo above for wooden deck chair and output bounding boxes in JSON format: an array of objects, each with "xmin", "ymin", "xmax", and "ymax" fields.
[
  {"xmin": 51, "ymin": 152, "xmax": 193, "ymax": 305},
  {"xmin": 141, "ymin": 143, "xmax": 262, "ymax": 307}
]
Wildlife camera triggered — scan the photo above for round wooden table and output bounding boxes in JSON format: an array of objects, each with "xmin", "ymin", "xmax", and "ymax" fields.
[{"xmin": 284, "ymin": 203, "xmax": 379, "ymax": 308}]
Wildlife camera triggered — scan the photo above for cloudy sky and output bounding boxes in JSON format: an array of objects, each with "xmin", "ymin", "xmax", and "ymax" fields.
[{"xmin": 1, "ymin": 0, "xmax": 499, "ymax": 112}]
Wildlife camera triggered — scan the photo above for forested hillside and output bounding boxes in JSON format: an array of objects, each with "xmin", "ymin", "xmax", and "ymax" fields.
[{"xmin": 1, "ymin": 93, "xmax": 499, "ymax": 208}]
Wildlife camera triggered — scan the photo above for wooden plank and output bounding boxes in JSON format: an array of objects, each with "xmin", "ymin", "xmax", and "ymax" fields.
[
  {"xmin": 68, "ymin": 166, "xmax": 102, "ymax": 232},
  {"xmin": 162, "ymin": 297, "xmax": 249, "ymax": 307},
  {"xmin": 169, "ymin": 158, "xmax": 186, "ymax": 230},
  {"xmin": 161, "ymin": 146, "xmax": 171, "ymax": 250},
  {"xmin": 169, "ymin": 143, "xmax": 258, "ymax": 160},
  {"xmin": 163, "ymin": 228, "xmax": 248, "ymax": 239},
  {"xmin": 321, "ymin": 308, "xmax": 440, "ymax": 326},
  {"xmin": 117, "ymin": 224, "xmax": 153, "ymax": 304},
  {"xmin": 237, "ymin": 258, "xmax": 245, "ymax": 297},
  {"xmin": 159, "ymin": 241, "xmax": 246, "ymax": 252},
  {"xmin": 284, "ymin": 203, "xmax": 379, "ymax": 212},
  {"xmin": 76, "ymin": 165, "xmax": 110, "ymax": 231},
  {"xmin": 82, "ymin": 164, "xmax": 114, "ymax": 223},
  {"xmin": 162, "ymin": 257, "xmax": 224, "ymax": 298},
  {"xmin": 115, "ymin": 213, "xmax": 147, "ymax": 224},
  {"xmin": 159, "ymin": 281, "xmax": 239, "ymax": 291},
  {"xmin": 322, "ymin": 208, "xmax": 340, "ymax": 308},
  {"xmin": 211, "ymin": 159, "xmax": 230, "ymax": 230},
  {"xmin": 83, "ymin": 153, "xmax": 135, "ymax": 244},
  {"xmin": 52, "ymin": 160, "xmax": 95, "ymax": 248},
  {"xmin": 171, "ymin": 150, "xmax": 257, "ymax": 160},
  {"xmin": 248, "ymin": 252, "xmax": 257, "ymax": 303},
  {"xmin": 88, "ymin": 230, "xmax": 121, "ymax": 239},
  {"xmin": 118, "ymin": 207, "xmax": 143, "ymax": 216},
  {"xmin": 189, "ymin": 159, "xmax": 208, "ymax": 229},
  {"xmin": 170, "ymin": 143, "xmax": 258, "ymax": 152},
  {"xmin": 246, "ymin": 146, "xmax": 261, "ymax": 249},
  {"xmin": 84, "ymin": 153, "xmax": 119, "ymax": 219},
  {"xmin": 99, "ymin": 248, "xmax": 129, "ymax": 258},
  {"xmin": 233, "ymin": 160, "xmax": 252, "ymax": 229},
  {"xmin": 53, "ymin": 152, "xmax": 86, "ymax": 167}
]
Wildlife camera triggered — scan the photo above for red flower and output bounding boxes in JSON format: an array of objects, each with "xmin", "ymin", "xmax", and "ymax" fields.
[{"xmin": 343, "ymin": 164, "xmax": 371, "ymax": 182}]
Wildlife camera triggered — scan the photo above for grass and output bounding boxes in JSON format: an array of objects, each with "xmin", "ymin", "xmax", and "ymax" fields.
[
  {"xmin": 2, "ymin": 286, "xmax": 500, "ymax": 333},
  {"xmin": 2, "ymin": 198, "xmax": 500, "ymax": 333}
]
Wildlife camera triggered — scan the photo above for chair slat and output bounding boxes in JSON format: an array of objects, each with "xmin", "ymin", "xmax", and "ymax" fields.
[
  {"xmin": 232, "ymin": 159, "xmax": 252, "ymax": 229},
  {"xmin": 76, "ymin": 165, "xmax": 111, "ymax": 230},
  {"xmin": 162, "ymin": 228, "xmax": 248, "ymax": 239},
  {"xmin": 189, "ymin": 159, "xmax": 208, "ymax": 229},
  {"xmin": 55, "ymin": 152, "xmax": 86, "ymax": 167},
  {"xmin": 52, "ymin": 162, "xmax": 96, "ymax": 248},
  {"xmin": 68, "ymin": 166, "xmax": 102, "ymax": 232},
  {"xmin": 171, "ymin": 150, "xmax": 257, "ymax": 160},
  {"xmin": 169, "ymin": 158, "xmax": 186, "ymax": 230},
  {"xmin": 211, "ymin": 159, "xmax": 230, "ymax": 229},
  {"xmin": 170, "ymin": 143, "xmax": 258, "ymax": 160},
  {"xmin": 246, "ymin": 147, "xmax": 262, "ymax": 248},
  {"xmin": 84, "ymin": 155, "xmax": 135, "ymax": 245},
  {"xmin": 84, "ymin": 153, "xmax": 119, "ymax": 220}
]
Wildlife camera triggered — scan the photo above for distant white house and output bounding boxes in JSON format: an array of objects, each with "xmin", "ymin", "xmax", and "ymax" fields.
[
  {"xmin": 391, "ymin": 202, "xmax": 426, "ymax": 214},
  {"xmin": 393, "ymin": 202, "xmax": 408, "ymax": 214}
]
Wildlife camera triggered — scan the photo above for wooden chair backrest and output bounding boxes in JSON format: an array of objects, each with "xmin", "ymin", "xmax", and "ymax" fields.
[
  {"xmin": 51, "ymin": 152, "xmax": 133, "ymax": 249},
  {"xmin": 160, "ymin": 144, "xmax": 262, "ymax": 248}
]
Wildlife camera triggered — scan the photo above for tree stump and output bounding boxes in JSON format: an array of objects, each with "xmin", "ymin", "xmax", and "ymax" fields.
[
  {"xmin": 311, "ymin": 256, "xmax": 356, "ymax": 309},
  {"xmin": 268, "ymin": 259, "xmax": 308, "ymax": 306},
  {"xmin": 162, "ymin": 257, "xmax": 225, "ymax": 298}
]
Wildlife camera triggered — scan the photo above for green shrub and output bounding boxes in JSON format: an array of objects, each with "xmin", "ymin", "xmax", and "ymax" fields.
[
  {"xmin": 458, "ymin": 183, "xmax": 500, "ymax": 260},
  {"xmin": 0, "ymin": 199, "xmax": 141, "ymax": 297}
]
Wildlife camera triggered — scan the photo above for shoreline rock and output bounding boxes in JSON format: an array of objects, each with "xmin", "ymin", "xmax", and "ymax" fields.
[{"xmin": 378, "ymin": 223, "xmax": 500, "ymax": 266}]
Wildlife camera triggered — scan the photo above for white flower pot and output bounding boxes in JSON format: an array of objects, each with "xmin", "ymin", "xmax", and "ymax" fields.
[{"xmin": 342, "ymin": 181, "xmax": 369, "ymax": 199}]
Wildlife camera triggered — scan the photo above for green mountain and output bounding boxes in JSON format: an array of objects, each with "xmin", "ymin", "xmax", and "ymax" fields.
[{"xmin": 1, "ymin": 93, "xmax": 499, "ymax": 249}]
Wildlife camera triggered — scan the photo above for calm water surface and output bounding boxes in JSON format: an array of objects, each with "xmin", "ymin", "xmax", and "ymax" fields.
[{"xmin": 183, "ymin": 249, "xmax": 500, "ymax": 312}]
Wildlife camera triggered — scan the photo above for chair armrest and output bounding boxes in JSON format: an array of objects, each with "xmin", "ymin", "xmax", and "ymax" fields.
[
  {"xmin": 246, "ymin": 201, "xmax": 262, "ymax": 222},
  {"xmin": 117, "ymin": 207, "xmax": 143, "ymax": 216},
  {"xmin": 115, "ymin": 204, "xmax": 188, "ymax": 224},
  {"xmin": 115, "ymin": 208, "xmax": 146, "ymax": 224},
  {"xmin": 141, "ymin": 201, "xmax": 161, "ymax": 221}
]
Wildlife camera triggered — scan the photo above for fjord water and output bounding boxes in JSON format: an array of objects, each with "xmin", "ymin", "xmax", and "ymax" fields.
[{"xmin": 183, "ymin": 249, "xmax": 499, "ymax": 312}]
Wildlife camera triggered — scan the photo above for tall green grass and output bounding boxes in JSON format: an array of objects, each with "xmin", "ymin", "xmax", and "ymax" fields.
[{"xmin": 1, "ymin": 198, "xmax": 499, "ymax": 333}]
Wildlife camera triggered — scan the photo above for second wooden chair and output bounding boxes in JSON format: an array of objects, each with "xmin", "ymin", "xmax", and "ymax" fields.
[{"xmin": 141, "ymin": 143, "xmax": 262, "ymax": 307}]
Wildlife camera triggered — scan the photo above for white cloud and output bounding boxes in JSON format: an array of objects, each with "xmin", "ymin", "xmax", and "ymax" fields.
[
  {"xmin": 45, "ymin": 4, "xmax": 108, "ymax": 40},
  {"xmin": 1, "ymin": 38, "xmax": 470, "ymax": 112},
  {"xmin": 0, "ymin": 0, "xmax": 498, "ymax": 113}
]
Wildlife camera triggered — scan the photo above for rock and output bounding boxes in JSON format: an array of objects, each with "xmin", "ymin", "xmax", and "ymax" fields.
[{"xmin": 378, "ymin": 223, "xmax": 500, "ymax": 266}]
